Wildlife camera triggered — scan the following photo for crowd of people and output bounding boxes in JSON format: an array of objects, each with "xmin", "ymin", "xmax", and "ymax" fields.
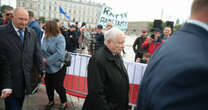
[
  {"xmin": 133, "ymin": 26, "xmax": 172, "ymax": 64},
  {"xmin": 0, "ymin": 5, "xmax": 123, "ymax": 110},
  {"xmin": 0, "ymin": 0, "xmax": 208, "ymax": 110}
]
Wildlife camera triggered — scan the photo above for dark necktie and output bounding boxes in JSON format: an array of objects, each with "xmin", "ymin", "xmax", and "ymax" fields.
[{"xmin": 18, "ymin": 30, "xmax": 24, "ymax": 44}]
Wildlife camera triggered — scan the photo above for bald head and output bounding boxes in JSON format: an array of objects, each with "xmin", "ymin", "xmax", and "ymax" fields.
[
  {"xmin": 190, "ymin": 0, "xmax": 208, "ymax": 24},
  {"xmin": 13, "ymin": 8, "xmax": 29, "ymax": 30},
  {"xmin": 191, "ymin": 0, "xmax": 208, "ymax": 14},
  {"xmin": 106, "ymin": 22, "xmax": 113, "ymax": 31},
  {"xmin": 13, "ymin": 8, "xmax": 28, "ymax": 17}
]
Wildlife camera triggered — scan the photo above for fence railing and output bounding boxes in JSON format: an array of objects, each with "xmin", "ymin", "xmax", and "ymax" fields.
[{"xmin": 64, "ymin": 52, "xmax": 147, "ymax": 109}]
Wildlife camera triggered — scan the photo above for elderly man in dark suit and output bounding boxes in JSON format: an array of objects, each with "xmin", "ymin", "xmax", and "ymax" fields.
[
  {"xmin": 136, "ymin": 0, "xmax": 208, "ymax": 110},
  {"xmin": 0, "ymin": 8, "xmax": 43, "ymax": 110},
  {"xmin": 82, "ymin": 28, "xmax": 129, "ymax": 110}
]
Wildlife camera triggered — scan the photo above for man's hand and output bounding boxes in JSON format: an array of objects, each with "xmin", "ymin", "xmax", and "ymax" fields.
[{"xmin": 1, "ymin": 89, "xmax": 12, "ymax": 99}]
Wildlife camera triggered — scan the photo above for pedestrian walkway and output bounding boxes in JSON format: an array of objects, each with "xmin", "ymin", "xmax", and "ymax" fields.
[{"xmin": 0, "ymin": 85, "xmax": 85, "ymax": 110}]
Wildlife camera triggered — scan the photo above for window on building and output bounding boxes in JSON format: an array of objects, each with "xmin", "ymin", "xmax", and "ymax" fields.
[
  {"xmin": 94, "ymin": 19, "xmax": 97, "ymax": 23},
  {"xmin": 51, "ymin": 14, "xmax": 53, "ymax": 18},
  {"xmin": 78, "ymin": 17, "xmax": 80, "ymax": 22},
  {"xmin": 30, "ymin": 3, "xmax": 33, "ymax": 8},
  {"xmin": 22, "ymin": 2, "xmax": 25, "ymax": 7},
  {"xmin": 40, "ymin": 12, "xmax": 42, "ymax": 16},
  {"xmin": 91, "ymin": 18, "xmax": 93, "ymax": 23},
  {"xmin": 83, "ymin": 10, "xmax": 85, "ymax": 15},
  {"xmin": 87, "ymin": 18, "xmax": 89, "ymax": 23},
  {"xmin": 54, "ymin": 7, "xmax": 57, "ymax": 11},
  {"xmin": 38, "ymin": 3, "xmax": 40, "ymax": 10}
]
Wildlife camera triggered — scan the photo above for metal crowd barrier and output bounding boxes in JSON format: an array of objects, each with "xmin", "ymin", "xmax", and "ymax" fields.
[{"xmin": 64, "ymin": 52, "xmax": 147, "ymax": 110}]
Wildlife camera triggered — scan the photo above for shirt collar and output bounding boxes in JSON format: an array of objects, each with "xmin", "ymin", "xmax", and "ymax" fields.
[{"xmin": 187, "ymin": 19, "xmax": 208, "ymax": 31}]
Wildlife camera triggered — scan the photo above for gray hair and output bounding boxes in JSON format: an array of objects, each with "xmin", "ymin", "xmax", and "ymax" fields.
[{"xmin": 104, "ymin": 28, "xmax": 125, "ymax": 45}]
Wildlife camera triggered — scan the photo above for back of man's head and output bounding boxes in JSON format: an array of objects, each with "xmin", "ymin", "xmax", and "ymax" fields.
[
  {"xmin": 28, "ymin": 11, "xmax": 34, "ymax": 18},
  {"xmin": 191, "ymin": 0, "xmax": 208, "ymax": 14}
]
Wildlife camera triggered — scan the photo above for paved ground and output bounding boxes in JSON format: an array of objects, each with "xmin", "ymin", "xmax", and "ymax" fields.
[{"xmin": 0, "ymin": 85, "xmax": 85, "ymax": 110}]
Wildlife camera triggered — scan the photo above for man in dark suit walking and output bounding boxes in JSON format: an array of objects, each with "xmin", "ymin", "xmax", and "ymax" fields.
[
  {"xmin": 136, "ymin": 0, "xmax": 208, "ymax": 110},
  {"xmin": 82, "ymin": 28, "xmax": 129, "ymax": 110},
  {"xmin": 0, "ymin": 8, "xmax": 43, "ymax": 110}
]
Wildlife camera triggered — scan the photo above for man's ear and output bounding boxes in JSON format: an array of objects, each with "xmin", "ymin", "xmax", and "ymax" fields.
[{"xmin": 106, "ymin": 39, "xmax": 111, "ymax": 44}]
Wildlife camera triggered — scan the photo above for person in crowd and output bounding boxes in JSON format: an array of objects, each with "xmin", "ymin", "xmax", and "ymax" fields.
[
  {"xmin": 87, "ymin": 26, "xmax": 97, "ymax": 55},
  {"xmin": 0, "ymin": 8, "xmax": 43, "ymax": 110},
  {"xmin": 133, "ymin": 29, "xmax": 148, "ymax": 61},
  {"xmin": 135, "ymin": 53, "xmax": 151, "ymax": 64},
  {"xmin": 162, "ymin": 26, "xmax": 172, "ymax": 40},
  {"xmin": 0, "ymin": 7, "xmax": 13, "ymax": 25},
  {"xmin": 82, "ymin": 28, "xmax": 129, "ymax": 110},
  {"xmin": 41, "ymin": 20, "xmax": 67, "ymax": 110},
  {"xmin": 75, "ymin": 21, "xmax": 81, "ymax": 37},
  {"xmin": 141, "ymin": 28, "xmax": 164, "ymax": 55},
  {"xmin": 95, "ymin": 24, "xmax": 104, "ymax": 51},
  {"xmin": 136, "ymin": 0, "xmax": 208, "ymax": 110},
  {"xmin": 65, "ymin": 25, "xmax": 77, "ymax": 52},
  {"xmin": 74, "ymin": 22, "xmax": 81, "ymax": 49},
  {"xmin": 80, "ymin": 26, "xmax": 90, "ymax": 51},
  {"xmin": 58, "ymin": 22, "xmax": 67, "ymax": 36},
  {"xmin": 28, "ymin": 10, "xmax": 43, "ymax": 46},
  {"xmin": 105, "ymin": 22, "xmax": 113, "ymax": 31}
]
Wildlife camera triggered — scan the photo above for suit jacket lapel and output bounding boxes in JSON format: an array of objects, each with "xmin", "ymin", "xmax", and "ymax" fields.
[{"xmin": 7, "ymin": 22, "xmax": 24, "ymax": 50}]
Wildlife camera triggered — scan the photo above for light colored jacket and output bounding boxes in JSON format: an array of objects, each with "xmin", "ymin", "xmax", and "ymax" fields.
[{"xmin": 41, "ymin": 34, "xmax": 66, "ymax": 74}]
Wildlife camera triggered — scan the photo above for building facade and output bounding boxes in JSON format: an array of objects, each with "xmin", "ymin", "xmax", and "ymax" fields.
[{"xmin": 16, "ymin": 0, "xmax": 102, "ymax": 27}]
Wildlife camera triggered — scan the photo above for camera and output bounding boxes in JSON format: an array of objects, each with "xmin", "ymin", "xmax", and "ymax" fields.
[
  {"xmin": 140, "ymin": 59, "xmax": 147, "ymax": 63},
  {"xmin": 150, "ymin": 34, "xmax": 155, "ymax": 39}
]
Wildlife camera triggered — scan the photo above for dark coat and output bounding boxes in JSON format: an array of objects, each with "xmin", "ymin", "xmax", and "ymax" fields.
[
  {"xmin": 95, "ymin": 32, "xmax": 104, "ymax": 50},
  {"xmin": 65, "ymin": 30, "xmax": 77, "ymax": 52},
  {"xmin": 82, "ymin": 46, "xmax": 129, "ymax": 110},
  {"xmin": 133, "ymin": 36, "xmax": 147, "ymax": 54},
  {"xmin": 0, "ymin": 48, "xmax": 9, "ymax": 91},
  {"xmin": 136, "ymin": 23, "xmax": 208, "ymax": 110},
  {"xmin": 0, "ymin": 22, "xmax": 43, "ymax": 97}
]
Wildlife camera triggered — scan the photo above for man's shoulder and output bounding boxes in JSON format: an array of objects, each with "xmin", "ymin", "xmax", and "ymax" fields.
[
  {"xmin": 0, "ymin": 23, "xmax": 9, "ymax": 31},
  {"xmin": 94, "ymin": 47, "xmax": 109, "ymax": 62},
  {"xmin": 28, "ymin": 21, "xmax": 41, "ymax": 30}
]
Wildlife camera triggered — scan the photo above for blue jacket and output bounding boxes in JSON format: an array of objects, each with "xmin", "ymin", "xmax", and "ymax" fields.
[
  {"xmin": 41, "ymin": 34, "xmax": 66, "ymax": 74},
  {"xmin": 28, "ymin": 20, "xmax": 43, "ymax": 46},
  {"xmin": 137, "ymin": 23, "xmax": 208, "ymax": 110}
]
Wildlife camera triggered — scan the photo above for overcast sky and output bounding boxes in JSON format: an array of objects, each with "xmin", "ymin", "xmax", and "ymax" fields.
[
  {"xmin": 100, "ymin": 0, "xmax": 193, "ymax": 23},
  {"xmin": 2, "ymin": 0, "xmax": 193, "ymax": 23}
]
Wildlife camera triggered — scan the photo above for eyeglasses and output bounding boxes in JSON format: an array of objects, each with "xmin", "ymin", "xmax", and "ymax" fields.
[{"xmin": 6, "ymin": 13, "xmax": 13, "ymax": 16}]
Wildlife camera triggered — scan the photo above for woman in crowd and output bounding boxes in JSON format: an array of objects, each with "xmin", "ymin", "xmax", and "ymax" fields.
[{"xmin": 41, "ymin": 20, "xmax": 67, "ymax": 110}]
